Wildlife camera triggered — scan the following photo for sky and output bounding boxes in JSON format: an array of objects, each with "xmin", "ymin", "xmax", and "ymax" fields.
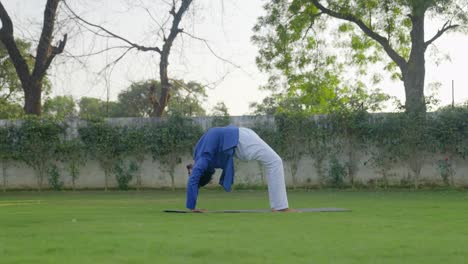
[{"xmin": 3, "ymin": 0, "xmax": 468, "ymax": 115}]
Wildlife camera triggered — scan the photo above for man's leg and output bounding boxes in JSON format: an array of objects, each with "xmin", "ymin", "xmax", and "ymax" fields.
[
  {"xmin": 236, "ymin": 127, "xmax": 289, "ymax": 210},
  {"xmin": 261, "ymin": 148, "xmax": 289, "ymax": 210}
]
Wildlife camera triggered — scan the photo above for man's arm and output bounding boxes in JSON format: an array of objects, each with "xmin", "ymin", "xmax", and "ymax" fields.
[{"xmin": 186, "ymin": 158, "xmax": 209, "ymax": 210}]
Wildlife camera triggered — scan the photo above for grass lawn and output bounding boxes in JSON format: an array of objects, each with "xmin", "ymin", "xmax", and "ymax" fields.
[{"xmin": 1, "ymin": 189, "xmax": 467, "ymax": 263}]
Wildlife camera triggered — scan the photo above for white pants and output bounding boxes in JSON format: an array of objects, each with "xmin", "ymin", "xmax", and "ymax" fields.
[{"xmin": 235, "ymin": 127, "xmax": 289, "ymax": 210}]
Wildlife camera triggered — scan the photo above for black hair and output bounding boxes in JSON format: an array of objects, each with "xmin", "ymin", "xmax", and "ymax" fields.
[{"xmin": 198, "ymin": 170, "xmax": 214, "ymax": 187}]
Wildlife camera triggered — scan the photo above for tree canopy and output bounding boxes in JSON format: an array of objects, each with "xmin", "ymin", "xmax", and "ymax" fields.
[
  {"xmin": 76, "ymin": 79, "xmax": 208, "ymax": 119},
  {"xmin": 253, "ymin": 0, "xmax": 468, "ymax": 116}
]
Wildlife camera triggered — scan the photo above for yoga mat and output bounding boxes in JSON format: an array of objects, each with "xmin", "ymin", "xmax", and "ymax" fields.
[{"xmin": 163, "ymin": 208, "xmax": 351, "ymax": 213}]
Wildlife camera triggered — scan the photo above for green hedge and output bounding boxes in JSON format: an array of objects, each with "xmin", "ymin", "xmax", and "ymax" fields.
[
  {"xmin": 0, "ymin": 115, "xmax": 202, "ymax": 191},
  {"xmin": 253, "ymin": 108, "xmax": 468, "ymax": 188},
  {"xmin": 0, "ymin": 108, "xmax": 468, "ymax": 191}
]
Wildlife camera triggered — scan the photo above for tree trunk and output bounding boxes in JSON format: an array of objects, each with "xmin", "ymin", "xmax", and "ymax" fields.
[
  {"xmin": 315, "ymin": 158, "xmax": 324, "ymax": 189},
  {"xmin": 289, "ymin": 161, "xmax": 298, "ymax": 190},
  {"xmin": 2, "ymin": 163, "xmax": 7, "ymax": 192},
  {"xmin": 170, "ymin": 170, "xmax": 175, "ymax": 191},
  {"xmin": 0, "ymin": 0, "xmax": 66, "ymax": 116},
  {"xmin": 151, "ymin": 0, "xmax": 192, "ymax": 117},
  {"xmin": 37, "ymin": 170, "xmax": 43, "ymax": 192},
  {"xmin": 403, "ymin": 14, "xmax": 427, "ymax": 118},
  {"xmin": 104, "ymin": 168, "xmax": 109, "ymax": 191},
  {"xmin": 154, "ymin": 59, "xmax": 170, "ymax": 117},
  {"xmin": 257, "ymin": 162, "xmax": 266, "ymax": 186},
  {"xmin": 136, "ymin": 171, "xmax": 141, "ymax": 191},
  {"xmin": 23, "ymin": 80, "xmax": 42, "ymax": 115}
]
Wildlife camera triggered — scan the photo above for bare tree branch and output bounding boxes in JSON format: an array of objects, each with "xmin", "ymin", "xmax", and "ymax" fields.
[
  {"xmin": 154, "ymin": 0, "xmax": 192, "ymax": 116},
  {"xmin": 301, "ymin": 12, "xmax": 323, "ymax": 41},
  {"xmin": 63, "ymin": 0, "xmax": 162, "ymax": 53},
  {"xmin": 0, "ymin": 2, "xmax": 31, "ymax": 84},
  {"xmin": 33, "ymin": 0, "xmax": 66, "ymax": 81},
  {"xmin": 180, "ymin": 31, "xmax": 243, "ymax": 70},
  {"xmin": 310, "ymin": 0, "xmax": 408, "ymax": 70},
  {"xmin": 0, "ymin": 0, "xmax": 67, "ymax": 114},
  {"xmin": 63, "ymin": 45, "xmax": 131, "ymax": 58},
  {"xmin": 425, "ymin": 20, "xmax": 460, "ymax": 49},
  {"xmin": 97, "ymin": 46, "xmax": 135, "ymax": 75}
]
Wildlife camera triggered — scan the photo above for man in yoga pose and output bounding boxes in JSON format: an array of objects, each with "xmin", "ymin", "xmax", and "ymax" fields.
[{"xmin": 186, "ymin": 125, "xmax": 295, "ymax": 212}]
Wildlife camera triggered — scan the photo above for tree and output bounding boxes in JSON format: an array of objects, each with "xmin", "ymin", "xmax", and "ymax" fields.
[
  {"xmin": 78, "ymin": 97, "xmax": 121, "ymax": 119},
  {"xmin": 15, "ymin": 117, "xmax": 65, "ymax": 191},
  {"xmin": 210, "ymin": 102, "xmax": 230, "ymax": 127},
  {"xmin": 0, "ymin": 39, "xmax": 31, "ymax": 103},
  {"xmin": 43, "ymin": 95, "xmax": 77, "ymax": 119},
  {"xmin": 79, "ymin": 121, "xmax": 124, "ymax": 191},
  {"xmin": 250, "ymin": 94, "xmax": 305, "ymax": 115},
  {"xmin": 254, "ymin": 0, "xmax": 468, "ymax": 117},
  {"xmin": 274, "ymin": 112, "xmax": 309, "ymax": 188},
  {"xmin": 166, "ymin": 81, "xmax": 208, "ymax": 117},
  {"xmin": 64, "ymin": 0, "xmax": 193, "ymax": 117},
  {"xmin": 0, "ymin": 125, "xmax": 17, "ymax": 191},
  {"xmin": 57, "ymin": 138, "xmax": 86, "ymax": 190},
  {"xmin": 147, "ymin": 114, "xmax": 202, "ymax": 190},
  {"xmin": 0, "ymin": 0, "xmax": 67, "ymax": 115},
  {"xmin": 116, "ymin": 81, "xmax": 154, "ymax": 118},
  {"xmin": 117, "ymin": 80, "xmax": 207, "ymax": 117},
  {"xmin": 0, "ymin": 99, "xmax": 23, "ymax": 119}
]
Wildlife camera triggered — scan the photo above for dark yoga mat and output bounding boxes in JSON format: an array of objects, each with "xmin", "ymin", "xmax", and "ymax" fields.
[{"xmin": 163, "ymin": 208, "xmax": 351, "ymax": 213}]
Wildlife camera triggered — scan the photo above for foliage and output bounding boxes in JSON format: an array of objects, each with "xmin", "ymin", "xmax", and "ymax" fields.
[
  {"xmin": 57, "ymin": 138, "xmax": 87, "ymax": 190},
  {"xmin": 47, "ymin": 164, "xmax": 63, "ymax": 191},
  {"xmin": 274, "ymin": 112, "xmax": 309, "ymax": 187},
  {"xmin": 77, "ymin": 80, "xmax": 208, "ymax": 119},
  {"xmin": 0, "ymin": 39, "xmax": 41, "ymax": 102},
  {"xmin": 2, "ymin": 105, "xmax": 468, "ymax": 190},
  {"xmin": 147, "ymin": 114, "xmax": 203, "ymax": 190},
  {"xmin": 327, "ymin": 156, "xmax": 347, "ymax": 187},
  {"xmin": 78, "ymin": 97, "xmax": 121, "ymax": 119},
  {"xmin": 120, "ymin": 126, "xmax": 149, "ymax": 189},
  {"xmin": 43, "ymin": 95, "xmax": 77, "ymax": 119},
  {"xmin": 116, "ymin": 79, "xmax": 207, "ymax": 117},
  {"xmin": 437, "ymin": 157, "xmax": 454, "ymax": 186},
  {"xmin": 253, "ymin": 0, "xmax": 468, "ymax": 116},
  {"xmin": 14, "ymin": 117, "xmax": 65, "ymax": 191},
  {"xmin": 114, "ymin": 160, "xmax": 139, "ymax": 190},
  {"xmin": 0, "ymin": 125, "xmax": 18, "ymax": 191},
  {"xmin": 0, "ymin": 99, "xmax": 24, "ymax": 119},
  {"xmin": 328, "ymin": 109, "xmax": 371, "ymax": 186},
  {"xmin": 210, "ymin": 102, "xmax": 230, "ymax": 127},
  {"xmin": 166, "ymin": 80, "xmax": 207, "ymax": 117},
  {"xmin": 429, "ymin": 106, "xmax": 468, "ymax": 159},
  {"xmin": 366, "ymin": 114, "xmax": 403, "ymax": 187},
  {"xmin": 116, "ymin": 80, "xmax": 155, "ymax": 117},
  {"xmin": 305, "ymin": 116, "xmax": 333, "ymax": 186},
  {"xmin": 79, "ymin": 121, "xmax": 124, "ymax": 190},
  {"xmin": 0, "ymin": 125, "xmax": 17, "ymax": 162}
]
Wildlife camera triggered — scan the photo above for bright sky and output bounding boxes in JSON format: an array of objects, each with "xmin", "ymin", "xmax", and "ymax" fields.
[{"xmin": 3, "ymin": 0, "xmax": 468, "ymax": 115}]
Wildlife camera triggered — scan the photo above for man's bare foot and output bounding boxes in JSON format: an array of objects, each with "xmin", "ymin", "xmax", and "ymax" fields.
[
  {"xmin": 190, "ymin": 209, "xmax": 207, "ymax": 213},
  {"xmin": 272, "ymin": 208, "xmax": 300, "ymax": 213}
]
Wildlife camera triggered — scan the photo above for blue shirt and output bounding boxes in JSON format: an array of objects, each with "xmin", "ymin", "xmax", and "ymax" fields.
[{"xmin": 186, "ymin": 126, "xmax": 239, "ymax": 209}]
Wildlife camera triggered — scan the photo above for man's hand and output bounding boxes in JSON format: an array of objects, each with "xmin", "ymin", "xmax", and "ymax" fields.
[
  {"xmin": 186, "ymin": 164, "xmax": 193, "ymax": 176},
  {"xmin": 190, "ymin": 208, "xmax": 207, "ymax": 213}
]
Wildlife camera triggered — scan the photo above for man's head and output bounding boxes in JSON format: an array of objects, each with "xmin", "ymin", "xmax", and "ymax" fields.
[{"xmin": 199, "ymin": 170, "xmax": 214, "ymax": 187}]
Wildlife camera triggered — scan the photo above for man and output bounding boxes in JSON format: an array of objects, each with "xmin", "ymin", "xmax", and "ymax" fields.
[{"xmin": 186, "ymin": 125, "xmax": 295, "ymax": 212}]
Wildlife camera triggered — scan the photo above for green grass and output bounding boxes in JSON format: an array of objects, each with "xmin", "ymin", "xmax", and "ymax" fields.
[{"xmin": 1, "ymin": 189, "xmax": 467, "ymax": 263}]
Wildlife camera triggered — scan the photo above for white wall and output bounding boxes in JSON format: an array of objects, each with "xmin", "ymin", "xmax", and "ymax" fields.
[{"xmin": 1, "ymin": 116, "xmax": 467, "ymax": 190}]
